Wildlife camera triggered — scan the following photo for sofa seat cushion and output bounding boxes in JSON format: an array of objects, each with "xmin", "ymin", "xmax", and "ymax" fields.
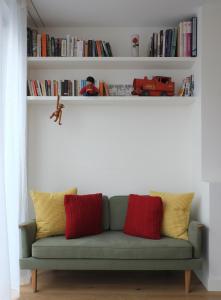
[{"xmin": 32, "ymin": 231, "xmax": 192, "ymax": 260}]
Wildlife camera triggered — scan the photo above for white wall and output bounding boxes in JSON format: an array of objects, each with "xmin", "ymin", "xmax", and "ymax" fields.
[
  {"xmin": 201, "ymin": 1, "xmax": 221, "ymax": 182},
  {"xmin": 28, "ymin": 102, "xmax": 194, "ymax": 216},
  {"xmin": 196, "ymin": 0, "xmax": 221, "ymax": 291}
]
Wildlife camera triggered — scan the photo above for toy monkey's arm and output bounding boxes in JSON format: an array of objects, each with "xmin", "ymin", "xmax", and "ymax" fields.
[{"xmin": 56, "ymin": 95, "xmax": 60, "ymax": 109}]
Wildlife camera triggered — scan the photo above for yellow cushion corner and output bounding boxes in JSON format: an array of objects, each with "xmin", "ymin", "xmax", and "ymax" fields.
[
  {"xmin": 149, "ymin": 191, "xmax": 194, "ymax": 240},
  {"xmin": 31, "ymin": 187, "xmax": 77, "ymax": 239}
]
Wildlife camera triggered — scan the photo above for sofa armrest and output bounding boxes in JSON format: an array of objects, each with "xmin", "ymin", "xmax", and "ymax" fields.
[
  {"xmin": 19, "ymin": 220, "xmax": 37, "ymax": 258},
  {"xmin": 188, "ymin": 220, "xmax": 203, "ymax": 258}
]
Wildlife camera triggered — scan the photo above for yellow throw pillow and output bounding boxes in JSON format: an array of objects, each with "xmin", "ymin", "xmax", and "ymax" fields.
[
  {"xmin": 31, "ymin": 188, "xmax": 77, "ymax": 239},
  {"xmin": 149, "ymin": 191, "xmax": 194, "ymax": 240}
]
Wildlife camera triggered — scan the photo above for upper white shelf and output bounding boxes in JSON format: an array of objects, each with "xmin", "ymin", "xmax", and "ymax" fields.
[
  {"xmin": 27, "ymin": 96, "xmax": 196, "ymax": 105},
  {"xmin": 27, "ymin": 57, "xmax": 197, "ymax": 70}
]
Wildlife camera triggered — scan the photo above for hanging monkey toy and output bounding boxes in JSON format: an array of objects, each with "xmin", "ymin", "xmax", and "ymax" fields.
[{"xmin": 50, "ymin": 95, "xmax": 64, "ymax": 125}]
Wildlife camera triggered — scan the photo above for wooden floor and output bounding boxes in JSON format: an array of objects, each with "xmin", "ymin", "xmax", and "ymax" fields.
[{"xmin": 20, "ymin": 270, "xmax": 221, "ymax": 300}]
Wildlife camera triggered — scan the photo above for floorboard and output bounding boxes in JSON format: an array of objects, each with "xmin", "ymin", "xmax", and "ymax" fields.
[{"xmin": 20, "ymin": 270, "xmax": 221, "ymax": 300}]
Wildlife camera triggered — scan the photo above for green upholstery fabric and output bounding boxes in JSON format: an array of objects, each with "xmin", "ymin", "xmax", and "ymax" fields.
[
  {"xmin": 188, "ymin": 220, "xmax": 202, "ymax": 258},
  {"xmin": 32, "ymin": 231, "xmax": 192, "ymax": 260},
  {"xmin": 20, "ymin": 257, "xmax": 202, "ymax": 271},
  {"xmin": 109, "ymin": 196, "xmax": 128, "ymax": 230},
  {"xmin": 102, "ymin": 195, "xmax": 110, "ymax": 230},
  {"xmin": 19, "ymin": 196, "xmax": 108, "ymax": 258},
  {"xmin": 19, "ymin": 221, "xmax": 37, "ymax": 258}
]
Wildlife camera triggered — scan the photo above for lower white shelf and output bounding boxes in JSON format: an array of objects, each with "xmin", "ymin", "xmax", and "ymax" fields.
[{"xmin": 27, "ymin": 96, "xmax": 197, "ymax": 105}]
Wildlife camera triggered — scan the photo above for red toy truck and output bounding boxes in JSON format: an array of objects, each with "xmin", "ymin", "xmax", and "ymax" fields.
[{"xmin": 132, "ymin": 76, "xmax": 175, "ymax": 96}]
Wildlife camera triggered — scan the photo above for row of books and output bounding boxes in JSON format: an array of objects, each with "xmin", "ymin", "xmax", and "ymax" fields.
[
  {"xmin": 149, "ymin": 17, "xmax": 197, "ymax": 57},
  {"xmin": 27, "ymin": 80, "xmax": 73, "ymax": 96},
  {"xmin": 27, "ymin": 80, "xmax": 135, "ymax": 97},
  {"xmin": 178, "ymin": 75, "xmax": 194, "ymax": 96},
  {"xmin": 27, "ymin": 80, "xmax": 111, "ymax": 96},
  {"xmin": 28, "ymin": 79, "xmax": 194, "ymax": 97},
  {"xmin": 27, "ymin": 28, "xmax": 113, "ymax": 57}
]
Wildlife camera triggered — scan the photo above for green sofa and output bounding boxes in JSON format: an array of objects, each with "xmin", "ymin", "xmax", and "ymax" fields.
[{"xmin": 19, "ymin": 195, "xmax": 203, "ymax": 293}]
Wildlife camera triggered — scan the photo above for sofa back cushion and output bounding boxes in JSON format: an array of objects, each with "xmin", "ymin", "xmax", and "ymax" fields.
[
  {"xmin": 102, "ymin": 195, "xmax": 110, "ymax": 230},
  {"xmin": 109, "ymin": 196, "xmax": 128, "ymax": 230}
]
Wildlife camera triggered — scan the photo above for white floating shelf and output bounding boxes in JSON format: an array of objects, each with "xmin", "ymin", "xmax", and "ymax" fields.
[
  {"xmin": 27, "ymin": 96, "xmax": 197, "ymax": 105},
  {"xmin": 27, "ymin": 57, "xmax": 197, "ymax": 70}
]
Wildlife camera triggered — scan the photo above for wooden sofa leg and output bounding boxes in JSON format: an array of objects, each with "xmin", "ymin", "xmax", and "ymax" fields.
[
  {"xmin": 32, "ymin": 269, "xmax": 37, "ymax": 293},
  {"xmin": 185, "ymin": 270, "xmax": 191, "ymax": 293}
]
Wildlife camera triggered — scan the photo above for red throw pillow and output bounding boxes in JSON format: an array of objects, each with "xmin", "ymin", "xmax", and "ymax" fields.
[
  {"xmin": 64, "ymin": 193, "xmax": 103, "ymax": 239},
  {"xmin": 124, "ymin": 194, "xmax": 163, "ymax": 239}
]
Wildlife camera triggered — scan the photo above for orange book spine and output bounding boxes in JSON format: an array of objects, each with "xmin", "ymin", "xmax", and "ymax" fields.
[
  {"xmin": 54, "ymin": 81, "xmax": 58, "ymax": 96},
  {"xmin": 96, "ymin": 40, "xmax": 102, "ymax": 57},
  {"xmin": 99, "ymin": 81, "xmax": 104, "ymax": 96},
  {"xmin": 41, "ymin": 32, "xmax": 47, "ymax": 57}
]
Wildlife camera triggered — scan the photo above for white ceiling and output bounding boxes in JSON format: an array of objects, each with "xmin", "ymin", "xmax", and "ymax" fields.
[{"xmin": 30, "ymin": 0, "xmax": 204, "ymax": 27}]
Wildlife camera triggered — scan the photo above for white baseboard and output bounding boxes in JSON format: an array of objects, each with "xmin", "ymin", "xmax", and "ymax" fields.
[
  {"xmin": 195, "ymin": 270, "xmax": 221, "ymax": 291},
  {"xmin": 207, "ymin": 276, "xmax": 221, "ymax": 291},
  {"xmin": 11, "ymin": 289, "xmax": 19, "ymax": 300},
  {"xmin": 194, "ymin": 269, "xmax": 209, "ymax": 290},
  {"xmin": 20, "ymin": 270, "xmax": 31, "ymax": 286}
]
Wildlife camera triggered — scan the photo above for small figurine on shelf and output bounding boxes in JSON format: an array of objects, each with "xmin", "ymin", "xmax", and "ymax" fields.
[
  {"xmin": 80, "ymin": 76, "xmax": 99, "ymax": 96},
  {"xmin": 50, "ymin": 95, "xmax": 64, "ymax": 125},
  {"xmin": 131, "ymin": 34, "xmax": 139, "ymax": 57}
]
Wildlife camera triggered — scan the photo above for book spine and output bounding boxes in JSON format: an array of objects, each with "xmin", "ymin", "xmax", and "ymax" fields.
[
  {"xmin": 41, "ymin": 32, "xmax": 47, "ymax": 57},
  {"xmin": 31, "ymin": 81, "xmax": 36, "ymax": 96},
  {"xmin": 96, "ymin": 40, "xmax": 102, "ymax": 57},
  {"xmin": 157, "ymin": 33, "xmax": 161, "ymax": 57},
  {"xmin": 61, "ymin": 80, "xmax": 64, "ymax": 96},
  {"xmin": 58, "ymin": 80, "xmax": 61, "ymax": 96},
  {"xmin": 28, "ymin": 80, "xmax": 34, "ymax": 96},
  {"xmin": 70, "ymin": 37, "xmax": 74, "ymax": 57},
  {"xmin": 45, "ymin": 80, "xmax": 48, "ymax": 96},
  {"xmin": 159, "ymin": 30, "xmax": 164, "ymax": 57},
  {"xmin": 183, "ymin": 21, "xmax": 188, "ymax": 57},
  {"xmin": 74, "ymin": 37, "xmax": 78, "ymax": 56},
  {"xmin": 27, "ymin": 28, "xmax": 31, "ymax": 56},
  {"xmin": 172, "ymin": 28, "xmax": 177, "ymax": 57},
  {"xmin": 165, "ymin": 30, "xmax": 169, "ymax": 57},
  {"xmin": 66, "ymin": 35, "xmax": 70, "ymax": 57},
  {"xmin": 168, "ymin": 29, "xmax": 173, "ymax": 57},
  {"xmin": 102, "ymin": 41, "xmax": 109, "ymax": 56},
  {"xmin": 46, "ymin": 34, "xmax": 50, "ymax": 56},
  {"xmin": 64, "ymin": 80, "xmax": 68, "ymax": 96},
  {"xmin": 104, "ymin": 82, "xmax": 109, "ymax": 96},
  {"xmin": 68, "ymin": 80, "xmax": 73, "ymax": 96},
  {"xmin": 106, "ymin": 42, "xmax": 113, "ymax": 57},
  {"xmin": 99, "ymin": 81, "xmax": 103, "ymax": 96},
  {"xmin": 77, "ymin": 40, "xmax": 83, "ymax": 57},
  {"xmin": 92, "ymin": 40, "xmax": 96, "ymax": 57},
  {"xmin": 36, "ymin": 80, "xmax": 42, "ymax": 96},
  {"xmin": 61, "ymin": 39, "xmax": 67, "ymax": 57},
  {"xmin": 178, "ymin": 22, "xmax": 182, "ymax": 56},
  {"xmin": 48, "ymin": 80, "xmax": 51, "ymax": 96},
  {"xmin": 84, "ymin": 40, "xmax": 88, "ymax": 57},
  {"xmin": 74, "ymin": 80, "xmax": 77, "ymax": 96},
  {"xmin": 191, "ymin": 17, "xmax": 197, "ymax": 57},
  {"xmin": 154, "ymin": 33, "xmax": 157, "ymax": 57},
  {"xmin": 186, "ymin": 21, "xmax": 192, "ymax": 57},
  {"xmin": 32, "ymin": 30, "xmax": 37, "ymax": 57}
]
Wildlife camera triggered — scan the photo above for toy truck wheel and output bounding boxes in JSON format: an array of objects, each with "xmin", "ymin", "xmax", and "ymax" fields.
[
  {"xmin": 141, "ymin": 91, "xmax": 149, "ymax": 96},
  {"xmin": 161, "ymin": 91, "xmax": 168, "ymax": 96}
]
